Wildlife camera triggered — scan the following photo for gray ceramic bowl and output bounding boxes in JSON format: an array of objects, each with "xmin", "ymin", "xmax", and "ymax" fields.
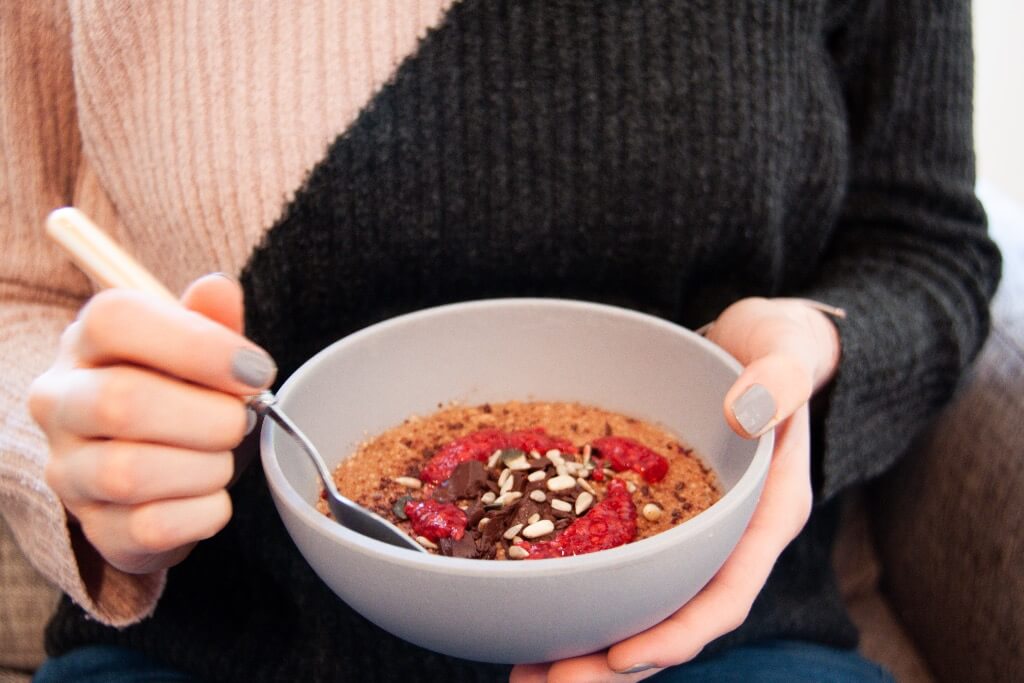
[{"xmin": 260, "ymin": 298, "xmax": 772, "ymax": 664}]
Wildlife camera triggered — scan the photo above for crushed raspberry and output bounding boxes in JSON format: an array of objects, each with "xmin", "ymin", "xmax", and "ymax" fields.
[
  {"xmin": 404, "ymin": 499, "xmax": 467, "ymax": 541},
  {"xmin": 504, "ymin": 428, "xmax": 576, "ymax": 457},
  {"xmin": 591, "ymin": 436, "xmax": 669, "ymax": 483},
  {"xmin": 419, "ymin": 429, "xmax": 508, "ymax": 484},
  {"xmin": 519, "ymin": 479, "xmax": 637, "ymax": 559},
  {"xmin": 419, "ymin": 427, "xmax": 576, "ymax": 484}
]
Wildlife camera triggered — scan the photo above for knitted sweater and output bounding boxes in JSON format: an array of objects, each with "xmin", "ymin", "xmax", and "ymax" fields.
[{"xmin": 0, "ymin": 1, "xmax": 1000, "ymax": 681}]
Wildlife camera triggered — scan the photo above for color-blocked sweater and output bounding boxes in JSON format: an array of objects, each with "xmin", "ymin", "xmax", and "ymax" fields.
[{"xmin": 0, "ymin": 1, "xmax": 1000, "ymax": 680}]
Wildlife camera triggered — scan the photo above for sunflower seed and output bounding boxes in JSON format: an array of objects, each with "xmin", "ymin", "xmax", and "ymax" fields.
[
  {"xmin": 575, "ymin": 492, "xmax": 594, "ymax": 515},
  {"xmin": 508, "ymin": 546, "xmax": 530, "ymax": 560},
  {"xmin": 527, "ymin": 470, "xmax": 547, "ymax": 483},
  {"xmin": 577, "ymin": 477, "xmax": 596, "ymax": 495},
  {"xmin": 393, "ymin": 476, "xmax": 422, "ymax": 489},
  {"xmin": 416, "ymin": 536, "xmax": 438, "ymax": 550},
  {"xmin": 498, "ymin": 468, "xmax": 512, "ymax": 488},
  {"xmin": 626, "ymin": 481, "xmax": 637, "ymax": 493},
  {"xmin": 582, "ymin": 444, "xmax": 592, "ymax": 466},
  {"xmin": 503, "ymin": 523, "xmax": 524, "ymax": 540},
  {"xmin": 642, "ymin": 503, "xmax": 663, "ymax": 521},
  {"xmin": 481, "ymin": 491, "xmax": 497, "ymax": 504},
  {"xmin": 487, "ymin": 450, "xmax": 502, "ymax": 468},
  {"xmin": 528, "ymin": 513, "xmax": 541, "ymax": 525},
  {"xmin": 493, "ymin": 491, "xmax": 522, "ymax": 507},
  {"xmin": 529, "ymin": 490, "xmax": 547, "ymax": 503},
  {"xmin": 550, "ymin": 499, "xmax": 572, "ymax": 513},
  {"xmin": 546, "ymin": 450, "xmax": 565, "ymax": 466},
  {"xmin": 547, "ymin": 475, "xmax": 576, "ymax": 492},
  {"xmin": 522, "ymin": 519, "xmax": 555, "ymax": 539}
]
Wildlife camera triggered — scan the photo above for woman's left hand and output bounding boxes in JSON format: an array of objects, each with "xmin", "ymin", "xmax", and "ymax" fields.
[{"xmin": 509, "ymin": 297, "xmax": 841, "ymax": 683}]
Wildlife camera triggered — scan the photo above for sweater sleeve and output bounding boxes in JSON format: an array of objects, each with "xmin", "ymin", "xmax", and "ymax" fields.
[
  {"xmin": 0, "ymin": 1, "xmax": 164, "ymax": 626},
  {"xmin": 804, "ymin": 0, "xmax": 1002, "ymax": 500}
]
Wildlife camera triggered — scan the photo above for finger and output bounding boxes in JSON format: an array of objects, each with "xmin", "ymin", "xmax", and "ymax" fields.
[
  {"xmin": 724, "ymin": 352, "xmax": 812, "ymax": 438},
  {"xmin": 52, "ymin": 439, "xmax": 234, "ymax": 506},
  {"xmin": 509, "ymin": 662, "xmax": 550, "ymax": 683},
  {"xmin": 545, "ymin": 652, "xmax": 663, "ymax": 683},
  {"xmin": 70, "ymin": 288, "xmax": 275, "ymax": 394},
  {"xmin": 180, "ymin": 272, "xmax": 245, "ymax": 334},
  {"xmin": 606, "ymin": 411, "xmax": 811, "ymax": 673},
  {"xmin": 50, "ymin": 365, "xmax": 248, "ymax": 450},
  {"xmin": 76, "ymin": 489, "xmax": 232, "ymax": 574}
]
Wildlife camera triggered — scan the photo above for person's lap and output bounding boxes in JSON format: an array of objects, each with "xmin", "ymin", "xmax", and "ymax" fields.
[{"xmin": 34, "ymin": 639, "xmax": 894, "ymax": 682}]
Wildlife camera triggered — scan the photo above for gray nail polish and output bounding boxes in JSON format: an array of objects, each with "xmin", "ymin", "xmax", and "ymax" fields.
[
  {"xmin": 232, "ymin": 348, "xmax": 277, "ymax": 388},
  {"xmin": 616, "ymin": 663, "xmax": 657, "ymax": 674},
  {"xmin": 732, "ymin": 383, "xmax": 776, "ymax": 436}
]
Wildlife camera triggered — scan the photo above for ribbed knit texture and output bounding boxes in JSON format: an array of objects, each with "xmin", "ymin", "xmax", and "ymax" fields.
[{"xmin": 1, "ymin": 0, "xmax": 1000, "ymax": 681}]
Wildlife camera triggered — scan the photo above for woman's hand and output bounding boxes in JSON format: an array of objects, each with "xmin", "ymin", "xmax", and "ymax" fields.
[
  {"xmin": 28, "ymin": 274, "xmax": 277, "ymax": 576},
  {"xmin": 510, "ymin": 297, "xmax": 841, "ymax": 683}
]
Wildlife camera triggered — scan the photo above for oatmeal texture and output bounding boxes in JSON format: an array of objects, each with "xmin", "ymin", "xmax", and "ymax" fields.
[{"xmin": 325, "ymin": 401, "xmax": 721, "ymax": 558}]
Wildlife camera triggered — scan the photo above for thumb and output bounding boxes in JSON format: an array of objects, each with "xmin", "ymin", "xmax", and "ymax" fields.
[
  {"xmin": 181, "ymin": 272, "xmax": 245, "ymax": 334},
  {"xmin": 723, "ymin": 352, "xmax": 813, "ymax": 438}
]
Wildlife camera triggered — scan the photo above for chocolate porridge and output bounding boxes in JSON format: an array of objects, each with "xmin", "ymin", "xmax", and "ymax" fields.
[{"xmin": 322, "ymin": 401, "xmax": 721, "ymax": 559}]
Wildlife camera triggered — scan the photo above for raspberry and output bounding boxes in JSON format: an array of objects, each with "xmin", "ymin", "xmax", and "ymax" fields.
[
  {"xmin": 520, "ymin": 479, "xmax": 637, "ymax": 559},
  {"xmin": 419, "ymin": 428, "xmax": 508, "ymax": 484},
  {"xmin": 591, "ymin": 436, "xmax": 669, "ymax": 483},
  {"xmin": 504, "ymin": 428, "xmax": 576, "ymax": 456},
  {"xmin": 419, "ymin": 427, "xmax": 576, "ymax": 484},
  {"xmin": 404, "ymin": 499, "xmax": 467, "ymax": 541}
]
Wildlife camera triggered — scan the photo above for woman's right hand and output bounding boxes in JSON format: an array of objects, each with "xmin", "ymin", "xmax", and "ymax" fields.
[{"xmin": 28, "ymin": 273, "xmax": 277, "ymax": 575}]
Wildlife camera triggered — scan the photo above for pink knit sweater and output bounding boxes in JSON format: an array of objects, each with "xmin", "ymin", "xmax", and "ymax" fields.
[{"xmin": 0, "ymin": 0, "xmax": 452, "ymax": 626}]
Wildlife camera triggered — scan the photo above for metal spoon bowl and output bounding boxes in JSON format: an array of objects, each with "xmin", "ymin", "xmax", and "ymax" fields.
[{"xmin": 248, "ymin": 392, "xmax": 426, "ymax": 552}]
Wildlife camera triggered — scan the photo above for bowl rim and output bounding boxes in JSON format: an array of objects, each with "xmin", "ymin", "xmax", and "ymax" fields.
[{"xmin": 260, "ymin": 297, "xmax": 773, "ymax": 576}]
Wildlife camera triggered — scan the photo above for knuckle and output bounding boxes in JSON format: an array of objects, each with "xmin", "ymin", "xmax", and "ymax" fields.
[
  {"xmin": 96, "ymin": 444, "xmax": 144, "ymax": 502},
  {"xmin": 129, "ymin": 505, "xmax": 177, "ymax": 554},
  {"xmin": 92, "ymin": 372, "xmax": 138, "ymax": 433},
  {"xmin": 27, "ymin": 373, "xmax": 57, "ymax": 426},
  {"xmin": 78, "ymin": 290, "xmax": 138, "ymax": 353}
]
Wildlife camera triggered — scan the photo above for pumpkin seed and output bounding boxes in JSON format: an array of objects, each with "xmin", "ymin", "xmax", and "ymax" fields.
[{"xmin": 393, "ymin": 495, "xmax": 414, "ymax": 520}]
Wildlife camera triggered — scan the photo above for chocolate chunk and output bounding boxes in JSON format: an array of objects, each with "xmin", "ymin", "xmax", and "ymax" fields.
[
  {"xmin": 440, "ymin": 533, "xmax": 484, "ymax": 559},
  {"xmin": 432, "ymin": 460, "xmax": 489, "ymax": 502},
  {"xmin": 464, "ymin": 500, "xmax": 485, "ymax": 528}
]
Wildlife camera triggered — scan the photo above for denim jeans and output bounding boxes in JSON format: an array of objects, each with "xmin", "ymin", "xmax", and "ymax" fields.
[{"xmin": 35, "ymin": 639, "xmax": 895, "ymax": 682}]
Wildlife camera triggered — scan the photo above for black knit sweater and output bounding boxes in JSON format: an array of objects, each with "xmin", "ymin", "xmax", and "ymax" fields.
[{"xmin": 46, "ymin": 1, "xmax": 1000, "ymax": 681}]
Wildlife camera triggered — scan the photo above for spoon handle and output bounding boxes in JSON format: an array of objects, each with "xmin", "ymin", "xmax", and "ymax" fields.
[{"xmin": 46, "ymin": 207, "xmax": 179, "ymax": 302}]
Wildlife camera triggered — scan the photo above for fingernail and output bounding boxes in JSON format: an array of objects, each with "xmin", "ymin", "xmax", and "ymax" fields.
[
  {"xmin": 615, "ymin": 662, "xmax": 657, "ymax": 674},
  {"xmin": 244, "ymin": 407, "xmax": 257, "ymax": 436},
  {"xmin": 211, "ymin": 271, "xmax": 239, "ymax": 284},
  {"xmin": 232, "ymin": 348, "xmax": 277, "ymax": 388},
  {"xmin": 731, "ymin": 383, "xmax": 776, "ymax": 437}
]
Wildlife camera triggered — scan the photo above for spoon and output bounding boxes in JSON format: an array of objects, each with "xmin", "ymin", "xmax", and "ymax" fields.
[{"xmin": 45, "ymin": 207, "xmax": 427, "ymax": 554}]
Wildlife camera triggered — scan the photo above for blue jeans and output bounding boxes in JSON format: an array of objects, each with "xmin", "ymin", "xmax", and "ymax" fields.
[{"xmin": 35, "ymin": 640, "xmax": 894, "ymax": 682}]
